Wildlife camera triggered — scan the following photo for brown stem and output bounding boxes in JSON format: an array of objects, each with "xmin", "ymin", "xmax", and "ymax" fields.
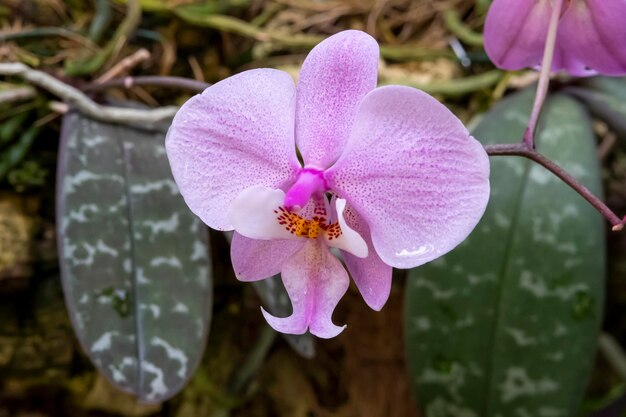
[
  {"xmin": 0, "ymin": 63, "xmax": 177, "ymax": 128},
  {"xmin": 94, "ymin": 49, "xmax": 151, "ymax": 84},
  {"xmin": 484, "ymin": 143, "xmax": 624, "ymax": 231},
  {"xmin": 83, "ymin": 76, "xmax": 210, "ymax": 93}
]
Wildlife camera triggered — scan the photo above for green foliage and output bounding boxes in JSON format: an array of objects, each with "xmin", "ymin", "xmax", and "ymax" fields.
[
  {"xmin": 0, "ymin": 125, "xmax": 40, "ymax": 181},
  {"xmin": 565, "ymin": 77, "xmax": 626, "ymax": 139},
  {"xmin": 114, "ymin": 0, "xmax": 251, "ymax": 14},
  {"xmin": 57, "ymin": 112, "xmax": 212, "ymax": 402},
  {"xmin": 405, "ymin": 89, "xmax": 605, "ymax": 417},
  {"xmin": 0, "ymin": 111, "xmax": 29, "ymax": 147},
  {"xmin": 64, "ymin": 0, "xmax": 141, "ymax": 75},
  {"xmin": 7, "ymin": 160, "xmax": 48, "ymax": 191}
]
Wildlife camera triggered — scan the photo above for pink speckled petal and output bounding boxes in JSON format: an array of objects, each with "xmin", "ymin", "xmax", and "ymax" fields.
[
  {"xmin": 326, "ymin": 86, "xmax": 490, "ymax": 269},
  {"xmin": 262, "ymin": 240, "xmax": 349, "ymax": 338},
  {"xmin": 557, "ymin": 0, "xmax": 626, "ymax": 75},
  {"xmin": 484, "ymin": 0, "xmax": 553, "ymax": 70},
  {"xmin": 295, "ymin": 30, "xmax": 379, "ymax": 169},
  {"xmin": 338, "ymin": 201, "xmax": 392, "ymax": 311},
  {"xmin": 230, "ymin": 232, "xmax": 305, "ymax": 282},
  {"xmin": 166, "ymin": 69, "xmax": 300, "ymax": 231}
]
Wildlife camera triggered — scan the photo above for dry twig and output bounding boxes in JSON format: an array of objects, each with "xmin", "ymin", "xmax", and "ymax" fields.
[{"xmin": 0, "ymin": 62, "xmax": 177, "ymax": 128}]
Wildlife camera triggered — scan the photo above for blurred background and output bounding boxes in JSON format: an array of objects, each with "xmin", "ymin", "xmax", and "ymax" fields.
[{"xmin": 1, "ymin": 1, "xmax": 626, "ymax": 416}]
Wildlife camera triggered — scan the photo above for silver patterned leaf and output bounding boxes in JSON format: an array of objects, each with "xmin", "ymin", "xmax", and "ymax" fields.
[
  {"xmin": 57, "ymin": 111, "xmax": 212, "ymax": 402},
  {"xmin": 405, "ymin": 90, "xmax": 605, "ymax": 417}
]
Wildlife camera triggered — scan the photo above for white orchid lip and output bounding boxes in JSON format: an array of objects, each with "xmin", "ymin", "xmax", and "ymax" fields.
[
  {"xmin": 332, "ymin": 198, "xmax": 368, "ymax": 258},
  {"xmin": 228, "ymin": 185, "xmax": 368, "ymax": 258}
]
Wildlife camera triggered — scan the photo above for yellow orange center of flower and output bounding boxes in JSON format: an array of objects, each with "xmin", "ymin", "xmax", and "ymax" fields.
[{"xmin": 274, "ymin": 206, "xmax": 342, "ymax": 240}]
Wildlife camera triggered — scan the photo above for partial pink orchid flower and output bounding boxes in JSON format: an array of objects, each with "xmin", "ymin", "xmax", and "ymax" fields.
[
  {"xmin": 484, "ymin": 0, "xmax": 626, "ymax": 76},
  {"xmin": 166, "ymin": 30, "xmax": 490, "ymax": 338}
]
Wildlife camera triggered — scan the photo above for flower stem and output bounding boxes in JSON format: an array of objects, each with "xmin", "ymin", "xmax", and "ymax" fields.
[
  {"xmin": 484, "ymin": 143, "xmax": 625, "ymax": 231},
  {"xmin": 523, "ymin": 0, "xmax": 564, "ymax": 148}
]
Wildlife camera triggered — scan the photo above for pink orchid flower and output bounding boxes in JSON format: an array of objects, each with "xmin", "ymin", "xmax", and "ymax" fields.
[
  {"xmin": 166, "ymin": 30, "xmax": 490, "ymax": 338},
  {"xmin": 484, "ymin": 0, "xmax": 626, "ymax": 76}
]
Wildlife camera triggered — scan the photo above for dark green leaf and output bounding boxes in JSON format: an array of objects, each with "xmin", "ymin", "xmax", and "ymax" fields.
[
  {"xmin": 57, "ymin": 112, "xmax": 212, "ymax": 402},
  {"xmin": 0, "ymin": 111, "xmax": 29, "ymax": 146},
  {"xmin": 0, "ymin": 125, "xmax": 39, "ymax": 180},
  {"xmin": 405, "ymin": 90, "xmax": 605, "ymax": 417},
  {"xmin": 581, "ymin": 77, "xmax": 626, "ymax": 102},
  {"xmin": 564, "ymin": 77, "xmax": 626, "ymax": 138}
]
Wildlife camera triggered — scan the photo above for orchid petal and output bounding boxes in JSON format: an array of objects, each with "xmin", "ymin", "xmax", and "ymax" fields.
[
  {"xmin": 552, "ymin": 43, "xmax": 597, "ymax": 77},
  {"xmin": 339, "ymin": 202, "xmax": 392, "ymax": 311},
  {"xmin": 230, "ymin": 232, "xmax": 305, "ymax": 282},
  {"xmin": 295, "ymin": 30, "xmax": 379, "ymax": 169},
  {"xmin": 326, "ymin": 86, "xmax": 490, "ymax": 269},
  {"xmin": 484, "ymin": 0, "xmax": 553, "ymax": 70},
  {"xmin": 166, "ymin": 69, "xmax": 300, "ymax": 231},
  {"xmin": 324, "ymin": 198, "xmax": 368, "ymax": 258},
  {"xmin": 228, "ymin": 186, "xmax": 298, "ymax": 241},
  {"xmin": 262, "ymin": 240, "xmax": 349, "ymax": 338},
  {"xmin": 557, "ymin": 0, "xmax": 626, "ymax": 75}
]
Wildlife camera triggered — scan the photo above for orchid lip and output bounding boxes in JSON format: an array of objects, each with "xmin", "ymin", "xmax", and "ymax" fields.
[
  {"xmin": 228, "ymin": 185, "xmax": 368, "ymax": 258},
  {"xmin": 283, "ymin": 168, "xmax": 328, "ymax": 210}
]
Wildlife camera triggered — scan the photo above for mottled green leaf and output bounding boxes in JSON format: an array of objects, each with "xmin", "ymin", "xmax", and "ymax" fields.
[
  {"xmin": 57, "ymin": 112, "xmax": 212, "ymax": 402},
  {"xmin": 565, "ymin": 77, "xmax": 626, "ymax": 138},
  {"xmin": 405, "ymin": 90, "xmax": 605, "ymax": 417}
]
